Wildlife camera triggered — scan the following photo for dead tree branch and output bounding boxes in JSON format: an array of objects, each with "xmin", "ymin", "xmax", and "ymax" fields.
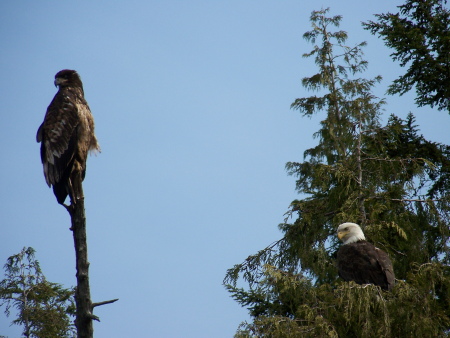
[{"xmin": 67, "ymin": 190, "xmax": 118, "ymax": 337}]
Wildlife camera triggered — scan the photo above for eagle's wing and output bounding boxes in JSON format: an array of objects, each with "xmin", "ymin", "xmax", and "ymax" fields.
[
  {"xmin": 37, "ymin": 92, "xmax": 79, "ymax": 187},
  {"xmin": 337, "ymin": 242, "xmax": 395, "ymax": 290},
  {"xmin": 374, "ymin": 247, "xmax": 395, "ymax": 290},
  {"xmin": 356, "ymin": 243, "xmax": 394, "ymax": 290}
]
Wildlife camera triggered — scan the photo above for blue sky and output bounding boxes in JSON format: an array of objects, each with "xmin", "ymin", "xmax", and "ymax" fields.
[{"xmin": 1, "ymin": 1, "xmax": 449, "ymax": 337}]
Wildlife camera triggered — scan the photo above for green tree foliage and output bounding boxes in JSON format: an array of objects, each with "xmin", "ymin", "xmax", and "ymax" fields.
[
  {"xmin": 0, "ymin": 247, "xmax": 75, "ymax": 338},
  {"xmin": 363, "ymin": 0, "xmax": 450, "ymax": 112},
  {"xmin": 224, "ymin": 8, "xmax": 450, "ymax": 337}
]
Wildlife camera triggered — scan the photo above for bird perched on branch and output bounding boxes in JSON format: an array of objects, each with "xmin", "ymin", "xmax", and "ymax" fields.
[
  {"xmin": 37, "ymin": 69, "xmax": 100, "ymax": 206},
  {"xmin": 336, "ymin": 222, "xmax": 395, "ymax": 291}
]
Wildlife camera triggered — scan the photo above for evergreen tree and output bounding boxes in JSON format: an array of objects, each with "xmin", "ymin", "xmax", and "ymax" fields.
[
  {"xmin": 363, "ymin": 0, "xmax": 450, "ymax": 112},
  {"xmin": 0, "ymin": 247, "xmax": 75, "ymax": 338},
  {"xmin": 224, "ymin": 8, "xmax": 450, "ymax": 337}
]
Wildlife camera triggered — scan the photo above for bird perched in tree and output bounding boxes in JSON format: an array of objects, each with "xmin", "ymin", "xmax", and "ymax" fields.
[
  {"xmin": 336, "ymin": 222, "xmax": 395, "ymax": 291},
  {"xmin": 37, "ymin": 69, "xmax": 100, "ymax": 206}
]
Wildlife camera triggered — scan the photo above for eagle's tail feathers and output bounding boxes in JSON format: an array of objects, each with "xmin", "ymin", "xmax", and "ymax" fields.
[{"xmin": 53, "ymin": 181, "xmax": 69, "ymax": 205}]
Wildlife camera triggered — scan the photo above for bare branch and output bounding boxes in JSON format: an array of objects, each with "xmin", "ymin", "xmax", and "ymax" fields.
[
  {"xmin": 391, "ymin": 198, "xmax": 442, "ymax": 203},
  {"xmin": 92, "ymin": 299, "xmax": 119, "ymax": 308}
]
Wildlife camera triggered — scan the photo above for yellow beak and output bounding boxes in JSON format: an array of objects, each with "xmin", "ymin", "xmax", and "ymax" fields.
[{"xmin": 337, "ymin": 230, "xmax": 348, "ymax": 240}]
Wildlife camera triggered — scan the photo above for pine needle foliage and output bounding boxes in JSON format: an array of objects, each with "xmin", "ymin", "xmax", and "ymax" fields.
[
  {"xmin": 0, "ymin": 247, "xmax": 75, "ymax": 338},
  {"xmin": 363, "ymin": 0, "xmax": 450, "ymax": 112},
  {"xmin": 224, "ymin": 8, "xmax": 450, "ymax": 337}
]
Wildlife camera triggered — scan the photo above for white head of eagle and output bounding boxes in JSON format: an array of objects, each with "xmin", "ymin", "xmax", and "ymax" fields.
[{"xmin": 337, "ymin": 222, "xmax": 366, "ymax": 244}]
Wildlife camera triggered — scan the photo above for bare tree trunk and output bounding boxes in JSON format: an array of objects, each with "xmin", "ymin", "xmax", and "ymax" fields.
[
  {"xmin": 356, "ymin": 107, "xmax": 367, "ymax": 227},
  {"xmin": 66, "ymin": 185, "xmax": 118, "ymax": 338},
  {"xmin": 22, "ymin": 291, "xmax": 30, "ymax": 338},
  {"xmin": 69, "ymin": 197, "xmax": 95, "ymax": 338}
]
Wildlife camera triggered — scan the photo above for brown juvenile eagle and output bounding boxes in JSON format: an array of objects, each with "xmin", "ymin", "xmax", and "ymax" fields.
[
  {"xmin": 36, "ymin": 69, "xmax": 100, "ymax": 205},
  {"xmin": 336, "ymin": 222, "xmax": 395, "ymax": 291}
]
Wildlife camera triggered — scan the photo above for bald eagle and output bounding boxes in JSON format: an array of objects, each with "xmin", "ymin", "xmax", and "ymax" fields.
[
  {"xmin": 37, "ymin": 70, "xmax": 100, "ymax": 205},
  {"xmin": 336, "ymin": 223, "xmax": 395, "ymax": 291}
]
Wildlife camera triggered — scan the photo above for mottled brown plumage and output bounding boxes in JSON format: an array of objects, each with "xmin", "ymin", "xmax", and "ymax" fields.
[
  {"xmin": 37, "ymin": 70, "xmax": 100, "ymax": 205},
  {"xmin": 336, "ymin": 223, "xmax": 395, "ymax": 291}
]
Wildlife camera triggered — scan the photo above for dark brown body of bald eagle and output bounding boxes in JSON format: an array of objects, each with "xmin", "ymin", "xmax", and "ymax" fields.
[
  {"xmin": 336, "ymin": 223, "xmax": 395, "ymax": 291},
  {"xmin": 37, "ymin": 70, "xmax": 100, "ymax": 205}
]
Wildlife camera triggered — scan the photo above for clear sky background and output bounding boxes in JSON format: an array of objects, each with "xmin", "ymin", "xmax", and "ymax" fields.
[{"xmin": 1, "ymin": 1, "xmax": 449, "ymax": 337}]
